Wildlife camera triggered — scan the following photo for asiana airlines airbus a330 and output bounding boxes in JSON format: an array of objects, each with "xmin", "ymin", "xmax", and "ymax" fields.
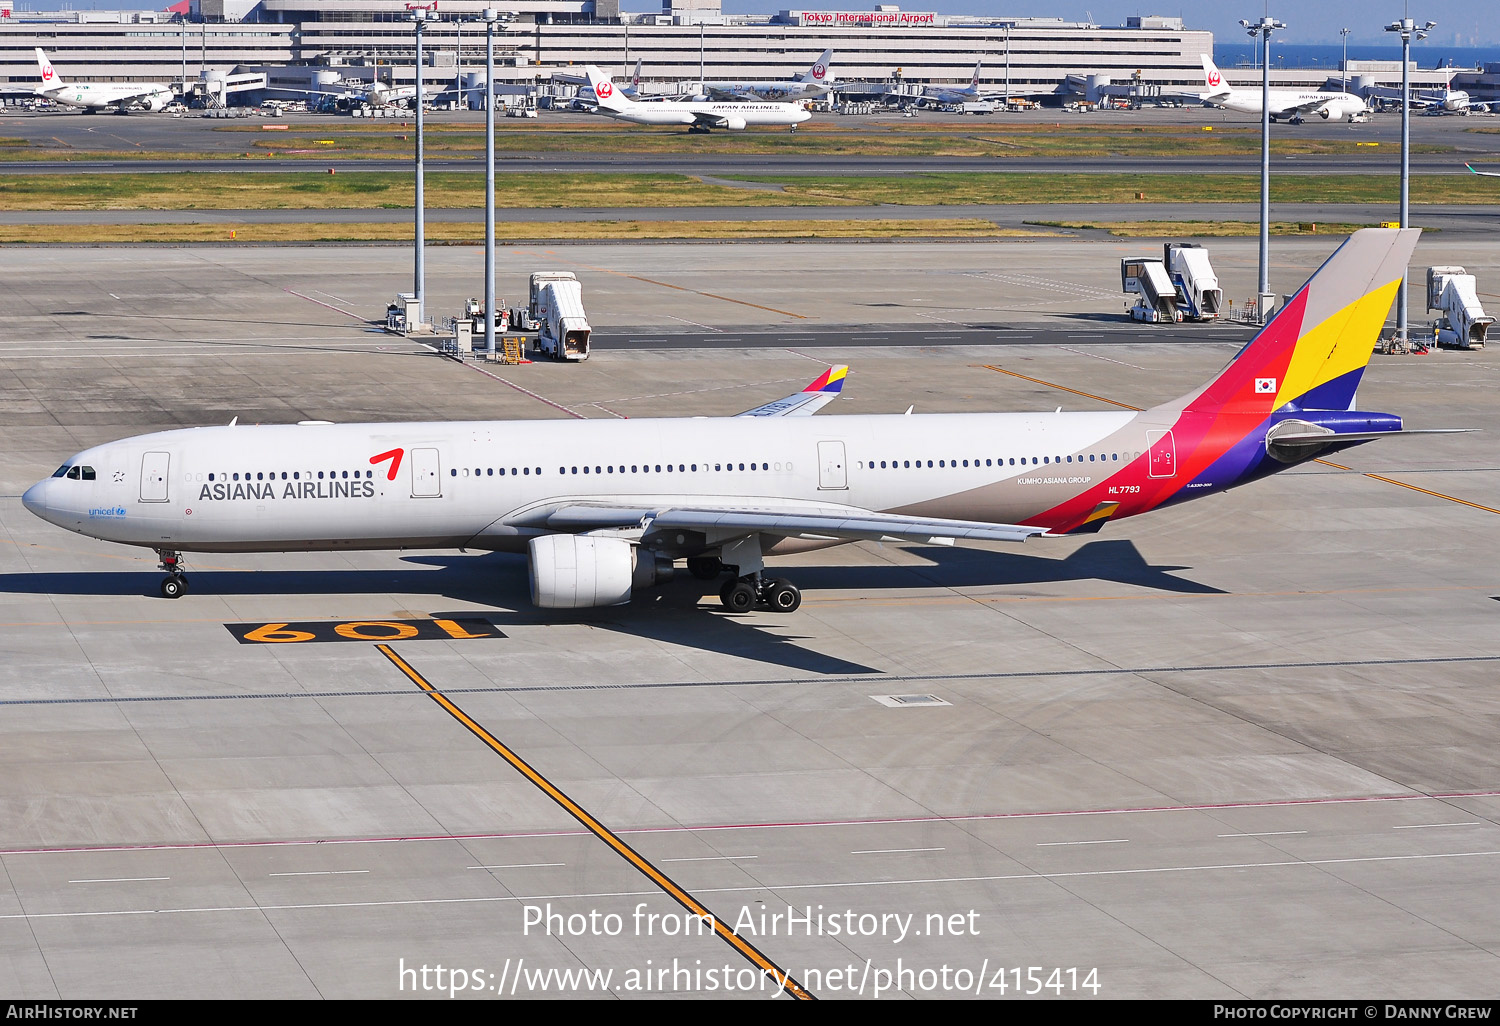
[{"xmin": 24, "ymin": 229, "xmax": 1438, "ymax": 614}]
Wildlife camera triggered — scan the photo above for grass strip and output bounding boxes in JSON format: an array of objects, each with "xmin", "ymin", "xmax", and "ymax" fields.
[
  {"xmin": 0, "ymin": 218, "xmax": 1046, "ymax": 244},
  {"xmin": 1030, "ymin": 220, "xmax": 1390, "ymax": 237}
]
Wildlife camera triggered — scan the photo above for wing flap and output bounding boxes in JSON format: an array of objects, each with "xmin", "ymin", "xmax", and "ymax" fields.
[{"xmin": 539, "ymin": 501, "xmax": 1044, "ymax": 546}]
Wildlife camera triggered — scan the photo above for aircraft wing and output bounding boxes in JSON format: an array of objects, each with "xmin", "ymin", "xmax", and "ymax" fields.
[
  {"xmin": 736, "ymin": 365, "xmax": 847, "ymax": 417},
  {"xmin": 537, "ymin": 501, "xmax": 1046, "ymax": 547},
  {"xmin": 690, "ymin": 109, "xmax": 734, "ymax": 129},
  {"xmin": 1284, "ymin": 97, "xmax": 1339, "ymax": 115},
  {"xmin": 1466, "ymin": 163, "xmax": 1500, "ymax": 177}
]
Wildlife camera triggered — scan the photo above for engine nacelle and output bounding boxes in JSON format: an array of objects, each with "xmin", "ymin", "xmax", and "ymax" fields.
[
  {"xmin": 1318, "ymin": 107, "xmax": 1333, "ymax": 119},
  {"xmin": 529, "ymin": 534, "xmax": 634, "ymax": 608},
  {"xmin": 720, "ymin": 116, "xmax": 747, "ymax": 131}
]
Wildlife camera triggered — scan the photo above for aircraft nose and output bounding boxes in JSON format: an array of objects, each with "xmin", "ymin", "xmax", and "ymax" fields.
[{"xmin": 21, "ymin": 478, "xmax": 50, "ymax": 519}]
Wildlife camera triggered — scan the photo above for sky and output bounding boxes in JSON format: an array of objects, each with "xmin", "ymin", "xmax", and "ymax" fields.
[{"xmin": 10, "ymin": 1, "xmax": 1497, "ymax": 47}]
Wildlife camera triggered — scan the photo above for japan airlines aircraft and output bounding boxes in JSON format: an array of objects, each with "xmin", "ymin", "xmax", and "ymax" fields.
[
  {"xmin": 695, "ymin": 49, "xmax": 837, "ymax": 101},
  {"xmin": 1199, "ymin": 55, "xmax": 1368, "ymax": 123},
  {"xmin": 33, "ymin": 49, "xmax": 175, "ymax": 113},
  {"xmin": 582, "ymin": 65, "xmax": 811, "ymax": 132},
  {"xmin": 25, "ymin": 229, "xmax": 1434, "ymax": 613},
  {"xmin": 915, "ymin": 61, "xmax": 1008, "ymax": 106}
]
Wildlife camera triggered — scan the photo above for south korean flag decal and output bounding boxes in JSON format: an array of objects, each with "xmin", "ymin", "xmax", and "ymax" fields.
[{"xmin": 1255, "ymin": 377, "xmax": 1277, "ymax": 394}]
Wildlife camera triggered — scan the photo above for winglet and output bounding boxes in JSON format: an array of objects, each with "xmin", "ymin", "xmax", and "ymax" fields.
[
  {"xmin": 736, "ymin": 365, "xmax": 849, "ymax": 417},
  {"xmin": 803, "ymin": 364, "xmax": 848, "ymax": 394}
]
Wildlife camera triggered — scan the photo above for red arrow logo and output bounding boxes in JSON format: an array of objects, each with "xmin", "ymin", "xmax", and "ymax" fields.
[{"xmin": 370, "ymin": 448, "xmax": 403, "ymax": 481}]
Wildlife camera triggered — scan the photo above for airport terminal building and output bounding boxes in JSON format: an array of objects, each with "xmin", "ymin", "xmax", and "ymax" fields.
[{"xmin": 0, "ymin": 1, "xmax": 1467, "ymax": 103}]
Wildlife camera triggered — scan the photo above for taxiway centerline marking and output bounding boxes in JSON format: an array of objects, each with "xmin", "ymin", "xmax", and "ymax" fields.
[{"xmin": 374, "ymin": 643, "xmax": 814, "ymax": 1002}]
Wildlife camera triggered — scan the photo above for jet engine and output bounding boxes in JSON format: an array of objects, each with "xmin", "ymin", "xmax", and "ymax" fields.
[
  {"xmin": 528, "ymin": 535, "xmax": 673, "ymax": 609},
  {"xmin": 1318, "ymin": 107, "xmax": 1333, "ymax": 119},
  {"xmin": 720, "ymin": 115, "xmax": 747, "ymax": 131}
]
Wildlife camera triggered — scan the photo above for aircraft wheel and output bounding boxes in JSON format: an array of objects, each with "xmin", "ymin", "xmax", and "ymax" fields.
[
  {"xmin": 160, "ymin": 575, "xmax": 185, "ymax": 599},
  {"xmin": 721, "ymin": 580, "xmax": 757, "ymax": 613},
  {"xmin": 766, "ymin": 579, "xmax": 801, "ymax": 613},
  {"xmin": 688, "ymin": 557, "xmax": 723, "ymax": 581}
]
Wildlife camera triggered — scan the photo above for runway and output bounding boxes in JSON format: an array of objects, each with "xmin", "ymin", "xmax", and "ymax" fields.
[{"xmin": 1, "ymin": 239, "xmax": 1497, "ymax": 998}]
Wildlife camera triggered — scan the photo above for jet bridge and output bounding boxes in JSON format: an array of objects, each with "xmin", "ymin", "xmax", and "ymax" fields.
[{"xmin": 1426, "ymin": 266, "xmax": 1492, "ymax": 349}]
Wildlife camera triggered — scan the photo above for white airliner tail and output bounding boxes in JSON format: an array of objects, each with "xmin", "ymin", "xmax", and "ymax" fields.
[
  {"xmin": 1200, "ymin": 54, "xmax": 1231, "ymax": 97},
  {"xmin": 583, "ymin": 65, "xmax": 631, "ymax": 113},
  {"xmin": 800, "ymin": 49, "xmax": 835, "ymax": 85},
  {"xmin": 970, "ymin": 61, "xmax": 982, "ymax": 91},
  {"xmin": 35, "ymin": 48, "xmax": 64, "ymax": 90}
]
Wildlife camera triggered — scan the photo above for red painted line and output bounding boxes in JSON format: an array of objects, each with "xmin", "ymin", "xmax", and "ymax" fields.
[
  {"xmin": 462, "ymin": 360, "xmax": 584, "ymax": 419},
  {"xmin": 4, "ymin": 790, "xmax": 1495, "ymax": 857}
]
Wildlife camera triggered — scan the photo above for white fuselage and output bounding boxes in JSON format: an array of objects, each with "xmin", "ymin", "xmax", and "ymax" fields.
[
  {"xmin": 40, "ymin": 81, "xmax": 174, "ymax": 112},
  {"xmin": 701, "ymin": 80, "xmax": 833, "ymax": 102},
  {"xmin": 1204, "ymin": 87, "xmax": 1368, "ymax": 122},
  {"xmin": 23, "ymin": 411, "xmax": 1149, "ymax": 556},
  {"xmin": 594, "ymin": 99, "xmax": 810, "ymax": 128}
]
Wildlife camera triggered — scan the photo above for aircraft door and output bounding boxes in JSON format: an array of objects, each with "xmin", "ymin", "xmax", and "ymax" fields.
[
  {"xmin": 1146, "ymin": 430, "xmax": 1176, "ymax": 479},
  {"xmin": 817, "ymin": 440, "xmax": 847, "ymax": 490},
  {"xmin": 140, "ymin": 451, "xmax": 170, "ymax": 502},
  {"xmin": 411, "ymin": 447, "xmax": 442, "ymax": 497}
]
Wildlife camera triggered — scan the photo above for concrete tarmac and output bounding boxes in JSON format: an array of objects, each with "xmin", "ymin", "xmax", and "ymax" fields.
[{"xmin": 0, "ymin": 238, "xmax": 1497, "ymax": 999}]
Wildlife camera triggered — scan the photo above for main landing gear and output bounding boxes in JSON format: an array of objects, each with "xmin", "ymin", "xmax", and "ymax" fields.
[
  {"xmin": 719, "ymin": 573, "xmax": 801, "ymax": 614},
  {"xmin": 156, "ymin": 549, "xmax": 189, "ymax": 599}
]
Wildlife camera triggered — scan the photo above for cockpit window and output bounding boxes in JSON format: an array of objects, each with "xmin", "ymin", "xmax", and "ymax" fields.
[
  {"xmin": 80, "ymin": 467, "xmax": 96, "ymax": 481},
  {"xmin": 52, "ymin": 464, "xmax": 70, "ymax": 478},
  {"xmin": 66, "ymin": 466, "xmax": 81, "ymax": 480}
]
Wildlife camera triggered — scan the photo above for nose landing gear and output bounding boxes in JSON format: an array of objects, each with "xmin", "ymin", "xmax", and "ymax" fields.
[{"xmin": 156, "ymin": 549, "xmax": 189, "ymax": 599}]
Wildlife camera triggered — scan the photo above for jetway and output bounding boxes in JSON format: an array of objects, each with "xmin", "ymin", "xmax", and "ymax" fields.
[{"xmin": 1426, "ymin": 266, "xmax": 1492, "ymax": 349}]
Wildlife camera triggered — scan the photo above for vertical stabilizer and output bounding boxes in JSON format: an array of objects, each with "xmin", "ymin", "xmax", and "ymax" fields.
[
  {"xmin": 801, "ymin": 49, "xmax": 834, "ymax": 85},
  {"xmin": 1178, "ymin": 228, "xmax": 1420, "ymax": 416},
  {"xmin": 35, "ymin": 48, "xmax": 63, "ymax": 90}
]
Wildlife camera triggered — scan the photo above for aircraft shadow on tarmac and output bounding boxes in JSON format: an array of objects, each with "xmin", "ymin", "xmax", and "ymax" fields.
[{"xmin": 0, "ymin": 541, "xmax": 1217, "ymax": 677}]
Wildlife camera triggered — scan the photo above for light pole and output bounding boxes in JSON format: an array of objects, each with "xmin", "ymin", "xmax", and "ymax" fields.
[
  {"xmin": 1241, "ymin": 14, "xmax": 1283, "ymax": 324},
  {"xmin": 1340, "ymin": 27, "xmax": 1350, "ymax": 92},
  {"xmin": 1386, "ymin": 11, "xmax": 1433, "ymax": 346},
  {"xmin": 484, "ymin": 8, "xmax": 497, "ymax": 359},
  {"xmin": 410, "ymin": 5, "xmax": 429, "ymax": 330}
]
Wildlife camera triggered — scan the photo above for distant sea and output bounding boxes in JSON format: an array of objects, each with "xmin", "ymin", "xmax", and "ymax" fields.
[{"xmin": 1213, "ymin": 43, "xmax": 1500, "ymax": 72}]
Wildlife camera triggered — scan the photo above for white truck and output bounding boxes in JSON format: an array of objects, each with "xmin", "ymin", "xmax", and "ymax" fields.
[
  {"xmin": 1120, "ymin": 257, "xmax": 1182, "ymax": 323},
  {"xmin": 1426, "ymin": 266, "xmax": 1492, "ymax": 349},
  {"xmin": 528, "ymin": 271, "xmax": 591, "ymax": 361}
]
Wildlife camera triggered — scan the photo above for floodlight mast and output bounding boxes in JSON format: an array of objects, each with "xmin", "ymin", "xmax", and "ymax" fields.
[
  {"xmin": 1241, "ymin": 14, "xmax": 1284, "ymax": 323},
  {"xmin": 1385, "ymin": 11, "xmax": 1433, "ymax": 344}
]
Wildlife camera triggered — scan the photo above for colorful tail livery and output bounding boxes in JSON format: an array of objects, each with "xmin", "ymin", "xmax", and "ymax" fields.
[{"xmin": 1032, "ymin": 227, "xmax": 1424, "ymax": 533}]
